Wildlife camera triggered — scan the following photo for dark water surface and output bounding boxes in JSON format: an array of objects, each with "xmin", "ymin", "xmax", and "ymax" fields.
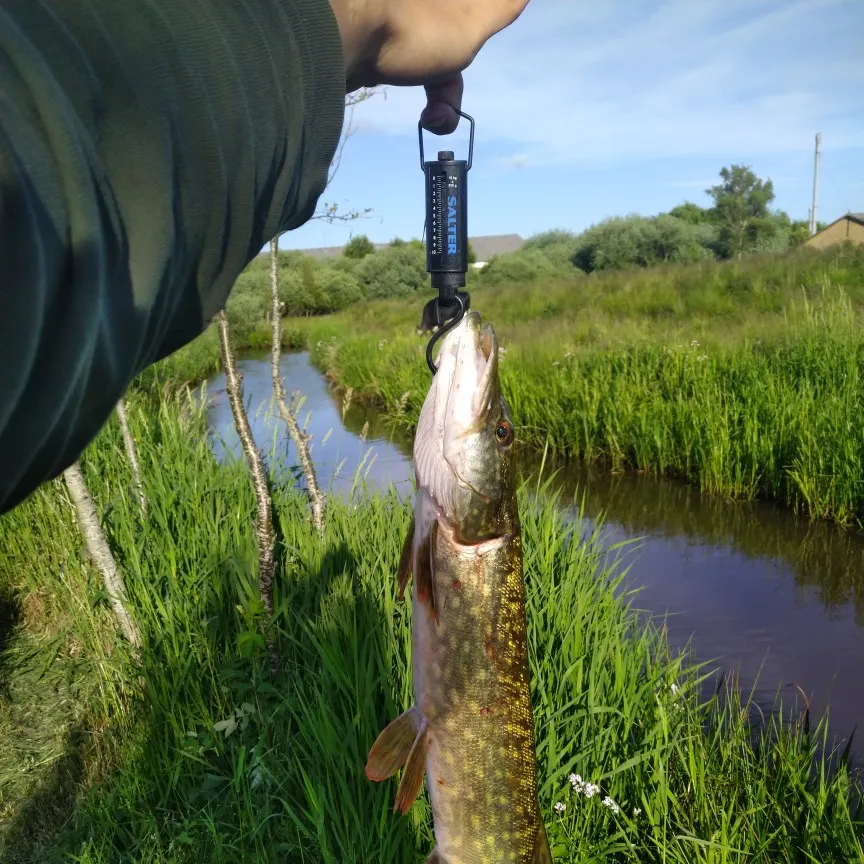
[{"xmin": 200, "ymin": 351, "xmax": 864, "ymax": 759}]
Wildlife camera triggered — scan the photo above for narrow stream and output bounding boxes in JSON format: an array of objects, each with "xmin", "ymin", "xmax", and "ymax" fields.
[{"xmin": 199, "ymin": 350, "xmax": 864, "ymax": 760}]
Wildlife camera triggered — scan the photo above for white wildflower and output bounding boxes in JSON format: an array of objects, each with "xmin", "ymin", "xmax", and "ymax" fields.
[
  {"xmin": 583, "ymin": 783, "xmax": 600, "ymax": 798},
  {"xmin": 670, "ymin": 682, "xmax": 679, "ymax": 694},
  {"xmin": 569, "ymin": 774, "xmax": 586, "ymax": 795},
  {"xmin": 691, "ymin": 339, "xmax": 700, "ymax": 347},
  {"xmin": 552, "ymin": 361, "xmax": 560, "ymax": 367},
  {"xmin": 554, "ymin": 801, "xmax": 566, "ymax": 813},
  {"xmin": 633, "ymin": 807, "xmax": 642, "ymax": 817},
  {"xmin": 602, "ymin": 796, "xmax": 619, "ymax": 814}
]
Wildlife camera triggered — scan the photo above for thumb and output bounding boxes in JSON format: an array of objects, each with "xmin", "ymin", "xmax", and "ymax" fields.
[{"xmin": 419, "ymin": 74, "xmax": 464, "ymax": 136}]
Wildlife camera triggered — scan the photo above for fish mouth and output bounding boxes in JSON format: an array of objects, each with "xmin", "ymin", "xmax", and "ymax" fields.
[
  {"xmin": 412, "ymin": 310, "xmax": 501, "ymax": 520},
  {"xmin": 446, "ymin": 311, "xmax": 498, "ymax": 418},
  {"xmin": 469, "ymin": 311, "xmax": 496, "ymax": 364},
  {"xmin": 470, "ymin": 313, "xmax": 499, "ymax": 421}
]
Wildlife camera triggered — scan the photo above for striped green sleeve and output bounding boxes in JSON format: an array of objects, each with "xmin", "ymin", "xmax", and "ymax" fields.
[{"xmin": 0, "ymin": 0, "xmax": 346, "ymax": 514}]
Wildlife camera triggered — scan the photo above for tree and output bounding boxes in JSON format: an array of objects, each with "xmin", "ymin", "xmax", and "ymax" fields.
[
  {"xmin": 706, "ymin": 165, "xmax": 775, "ymax": 260},
  {"xmin": 668, "ymin": 202, "xmax": 714, "ymax": 225},
  {"xmin": 788, "ymin": 220, "xmax": 811, "ymax": 246},
  {"xmin": 343, "ymin": 234, "xmax": 376, "ymax": 259}
]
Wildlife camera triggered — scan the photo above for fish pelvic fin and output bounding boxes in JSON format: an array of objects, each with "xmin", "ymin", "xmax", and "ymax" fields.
[
  {"xmin": 393, "ymin": 717, "xmax": 428, "ymax": 815},
  {"xmin": 533, "ymin": 821, "xmax": 553, "ymax": 863},
  {"xmin": 365, "ymin": 706, "xmax": 422, "ymax": 782},
  {"xmin": 397, "ymin": 516, "xmax": 414, "ymax": 601}
]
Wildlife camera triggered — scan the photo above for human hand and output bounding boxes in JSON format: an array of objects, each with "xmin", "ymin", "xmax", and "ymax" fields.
[{"xmin": 329, "ymin": 0, "xmax": 530, "ymax": 134}]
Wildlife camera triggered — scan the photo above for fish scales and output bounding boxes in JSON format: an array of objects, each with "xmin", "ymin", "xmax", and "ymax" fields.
[{"xmin": 418, "ymin": 523, "xmax": 542, "ymax": 861}]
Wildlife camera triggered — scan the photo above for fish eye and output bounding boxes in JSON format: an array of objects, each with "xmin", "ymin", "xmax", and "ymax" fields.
[{"xmin": 495, "ymin": 420, "xmax": 513, "ymax": 446}]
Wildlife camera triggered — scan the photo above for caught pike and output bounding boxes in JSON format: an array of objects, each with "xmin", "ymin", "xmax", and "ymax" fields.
[{"xmin": 366, "ymin": 311, "xmax": 551, "ymax": 863}]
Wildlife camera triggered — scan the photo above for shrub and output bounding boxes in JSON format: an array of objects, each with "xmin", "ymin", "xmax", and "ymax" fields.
[
  {"xmin": 571, "ymin": 214, "xmax": 719, "ymax": 273},
  {"xmin": 317, "ymin": 267, "xmax": 365, "ymax": 311},
  {"xmin": 225, "ymin": 271, "xmax": 270, "ymax": 341},
  {"xmin": 478, "ymin": 248, "xmax": 578, "ymax": 285},
  {"xmin": 355, "ymin": 243, "xmax": 428, "ymax": 298},
  {"xmin": 343, "ymin": 234, "xmax": 376, "ymax": 259},
  {"xmin": 523, "ymin": 229, "xmax": 579, "ymax": 269},
  {"xmin": 276, "ymin": 261, "xmax": 362, "ymax": 316}
]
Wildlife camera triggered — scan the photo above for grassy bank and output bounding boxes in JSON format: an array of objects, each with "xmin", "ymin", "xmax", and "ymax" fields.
[
  {"xmin": 1, "ymin": 388, "xmax": 861, "ymax": 862},
  {"xmin": 287, "ymin": 244, "xmax": 864, "ymax": 526}
]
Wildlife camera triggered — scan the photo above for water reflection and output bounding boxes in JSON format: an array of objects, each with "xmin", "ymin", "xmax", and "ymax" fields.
[
  {"xmin": 199, "ymin": 351, "xmax": 415, "ymax": 500},
  {"xmin": 527, "ymin": 458, "xmax": 864, "ymax": 744},
  {"xmin": 199, "ymin": 351, "xmax": 864, "ymax": 752}
]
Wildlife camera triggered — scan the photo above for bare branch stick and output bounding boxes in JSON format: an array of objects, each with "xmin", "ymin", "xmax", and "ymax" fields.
[
  {"xmin": 115, "ymin": 397, "xmax": 147, "ymax": 515},
  {"xmin": 63, "ymin": 461, "xmax": 141, "ymax": 650},
  {"xmin": 269, "ymin": 238, "xmax": 326, "ymax": 538},
  {"xmin": 216, "ymin": 309, "xmax": 276, "ymax": 622}
]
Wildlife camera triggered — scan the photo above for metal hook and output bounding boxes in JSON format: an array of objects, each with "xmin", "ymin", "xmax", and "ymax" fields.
[
  {"xmin": 426, "ymin": 293, "xmax": 466, "ymax": 375},
  {"xmin": 418, "ymin": 111, "xmax": 475, "ymax": 171}
]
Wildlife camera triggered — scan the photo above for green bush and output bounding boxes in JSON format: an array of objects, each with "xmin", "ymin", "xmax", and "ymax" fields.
[
  {"xmin": 343, "ymin": 234, "xmax": 376, "ymax": 259},
  {"xmin": 317, "ymin": 267, "xmax": 365, "ymax": 311},
  {"xmin": 571, "ymin": 214, "xmax": 719, "ymax": 272},
  {"xmin": 225, "ymin": 271, "xmax": 270, "ymax": 341},
  {"xmin": 355, "ymin": 243, "xmax": 428, "ymax": 299},
  {"xmin": 523, "ymin": 229, "xmax": 579, "ymax": 267},
  {"xmin": 276, "ymin": 260, "xmax": 364, "ymax": 316},
  {"xmin": 478, "ymin": 248, "xmax": 578, "ymax": 285},
  {"xmin": 388, "ymin": 237, "xmax": 424, "ymax": 250}
]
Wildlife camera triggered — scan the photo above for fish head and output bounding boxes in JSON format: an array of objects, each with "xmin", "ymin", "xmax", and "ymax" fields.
[{"xmin": 414, "ymin": 311, "xmax": 517, "ymax": 544}]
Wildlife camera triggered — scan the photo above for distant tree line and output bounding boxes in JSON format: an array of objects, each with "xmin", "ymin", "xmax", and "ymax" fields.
[
  {"xmin": 227, "ymin": 163, "xmax": 828, "ymax": 332},
  {"xmin": 520, "ymin": 164, "xmax": 825, "ymax": 275}
]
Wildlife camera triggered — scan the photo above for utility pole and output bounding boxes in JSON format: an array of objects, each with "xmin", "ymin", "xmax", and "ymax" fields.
[{"xmin": 809, "ymin": 133, "xmax": 821, "ymax": 236}]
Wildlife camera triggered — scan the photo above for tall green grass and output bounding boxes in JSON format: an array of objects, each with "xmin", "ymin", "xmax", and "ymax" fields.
[
  {"xmin": 1, "ymin": 384, "xmax": 862, "ymax": 861},
  {"xmin": 299, "ymin": 245, "xmax": 864, "ymax": 526}
]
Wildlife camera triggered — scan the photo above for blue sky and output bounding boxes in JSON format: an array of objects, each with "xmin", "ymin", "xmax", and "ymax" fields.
[{"xmin": 279, "ymin": 0, "xmax": 864, "ymax": 251}]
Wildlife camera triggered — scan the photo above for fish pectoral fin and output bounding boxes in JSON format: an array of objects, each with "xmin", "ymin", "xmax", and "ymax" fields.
[
  {"xmin": 533, "ymin": 821, "xmax": 553, "ymax": 863},
  {"xmin": 414, "ymin": 519, "xmax": 439, "ymax": 624},
  {"xmin": 365, "ymin": 706, "xmax": 422, "ymax": 782},
  {"xmin": 422, "ymin": 849, "xmax": 445, "ymax": 863},
  {"xmin": 397, "ymin": 516, "xmax": 415, "ymax": 600},
  {"xmin": 393, "ymin": 718, "xmax": 429, "ymax": 815}
]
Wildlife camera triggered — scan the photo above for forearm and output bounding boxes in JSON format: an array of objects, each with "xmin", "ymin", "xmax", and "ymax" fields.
[{"xmin": 0, "ymin": 0, "xmax": 346, "ymax": 514}]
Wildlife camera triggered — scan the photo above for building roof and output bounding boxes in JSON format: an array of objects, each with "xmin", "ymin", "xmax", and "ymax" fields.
[
  {"xmin": 805, "ymin": 211, "xmax": 864, "ymax": 243},
  {"xmin": 468, "ymin": 234, "xmax": 525, "ymax": 260},
  {"xmin": 291, "ymin": 233, "xmax": 524, "ymax": 261}
]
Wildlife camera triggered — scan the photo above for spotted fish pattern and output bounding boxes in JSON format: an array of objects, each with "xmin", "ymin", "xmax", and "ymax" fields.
[{"xmin": 366, "ymin": 311, "xmax": 551, "ymax": 863}]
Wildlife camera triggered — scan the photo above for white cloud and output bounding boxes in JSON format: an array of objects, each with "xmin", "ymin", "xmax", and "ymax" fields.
[
  {"xmin": 350, "ymin": 0, "xmax": 864, "ymax": 165},
  {"xmin": 493, "ymin": 153, "xmax": 531, "ymax": 171}
]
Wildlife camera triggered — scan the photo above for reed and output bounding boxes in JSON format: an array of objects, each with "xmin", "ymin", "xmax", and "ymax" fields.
[
  {"xmin": 0, "ymin": 389, "xmax": 861, "ymax": 861},
  {"xmin": 301, "ymin": 245, "xmax": 864, "ymax": 525}
]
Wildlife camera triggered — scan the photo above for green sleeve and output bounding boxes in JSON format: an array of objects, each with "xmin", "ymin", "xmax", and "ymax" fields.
[{"xmin": 0, "ymin": 0, "xmax": 346, "ymax": 514}]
